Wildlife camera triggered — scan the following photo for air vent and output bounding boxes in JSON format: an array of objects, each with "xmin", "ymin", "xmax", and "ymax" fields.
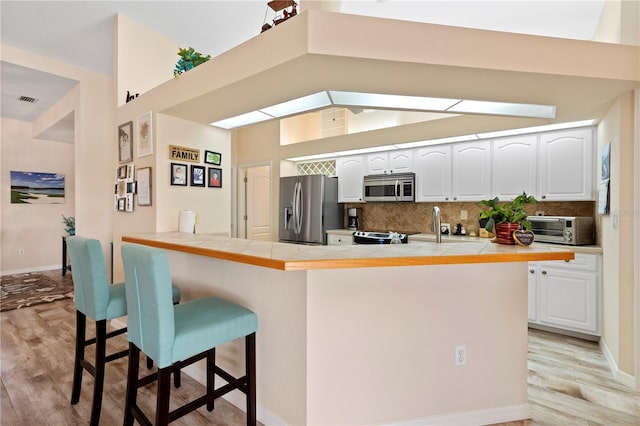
[{"xmin": 17, "ymin": 95, "xmax": 38, "ymax": 104}]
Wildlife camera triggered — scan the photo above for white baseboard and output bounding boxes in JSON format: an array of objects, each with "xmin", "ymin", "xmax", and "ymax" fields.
[
  {"xmin": 600, "ymin": 338, "xmax": 637, "ymax": 389},
  {"xmin": 1, "ymin": 265, "xmax": 61, "ymax": 276},
  {"xmin": 387, "ymin": 404, "xmax": 531, "ymax": 426}
]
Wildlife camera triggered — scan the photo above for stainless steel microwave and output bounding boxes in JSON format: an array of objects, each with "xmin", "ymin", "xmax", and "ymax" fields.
[
  {"xmin": 527, "ymin": 216, "xmax": 595, "ymax": 245},
  {"xmin": 363, "ymin": 173, "xmax": 415, "ymax": 202}
]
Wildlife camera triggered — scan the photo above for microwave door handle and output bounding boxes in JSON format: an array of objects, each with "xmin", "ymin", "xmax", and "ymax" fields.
[
  {"xmin": 531, "ymin": 217, "xmax": 564, "ymax": 222},
  {"xmin": 395, "ymin": 180, "xmax": 399, "ymax": 200}
]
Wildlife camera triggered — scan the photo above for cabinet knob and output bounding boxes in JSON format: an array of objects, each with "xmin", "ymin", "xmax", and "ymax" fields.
[
  {"xmin": 529, "ymin": 269, "xmax": 535, "ymax": 274},
  {"xmin": 541, "ymin": 270, "xmax": 547, "ymax": 275},
  {"xmin": 541, "ymin": 195, "xmax": 546, "ymax": 199},
  {"xmin": 445, "ymin": 197, "xmax": 449, "ymax": 201},
  {"xmin": 453, "ymin": 197, "xmax": 457, "ymax": 201}
]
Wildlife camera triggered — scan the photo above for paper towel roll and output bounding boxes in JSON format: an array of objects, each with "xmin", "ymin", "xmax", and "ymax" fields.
[{"xmin": 179, "ymin": 210, "xmax": 196, "ymax": 233}]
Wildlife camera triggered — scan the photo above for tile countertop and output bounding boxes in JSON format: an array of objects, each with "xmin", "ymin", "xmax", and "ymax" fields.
[
  {"xmin": 123, "ymin": 232, "xmax": 574, "ymax": 271},
  {"xmin": 326, "ymin": 230, "xmax": 602, "ymax": 255}
]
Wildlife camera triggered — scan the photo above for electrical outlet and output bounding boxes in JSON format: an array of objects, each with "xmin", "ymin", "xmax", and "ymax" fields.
[
  {"xmin": 18, "ymin": 248, "xmax": 25, "ymax": 256},
  {"xmin": 460, "ymin": 210, "xmax": 468, "ymax": 220},
  {"xmin": 535, "ymin": 211, "xmax": 545, "ymax": 216},
  {"xmin": 440, "ymin": 223, "xmax": 451, "ymax": 235},
  {"xmin": 455, "ymin": 345, "xmax": 466, "ymax": 366}
]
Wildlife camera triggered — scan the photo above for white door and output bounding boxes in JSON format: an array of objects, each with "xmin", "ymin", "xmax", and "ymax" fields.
[
  {"xmin": 336, "ymin": 155, "xmax": 365, "ymax": 202},
  {"xmin": 452, "ymin": 141, "xmax": 491, "ymax": 201},
  {"xmin": 414, "ymin": 145, "xmax": 451, "ymax": 202},
  {"xmin": 243, "ymin": 165, "xmax": 272, "ymax": 241},
  {"xmin": 389, "ymin": 149, "xmax": 414, "ymax": 173},
  {"xmin": 492, "ymin": 135, "xmax": 537, "ymax": 200}
]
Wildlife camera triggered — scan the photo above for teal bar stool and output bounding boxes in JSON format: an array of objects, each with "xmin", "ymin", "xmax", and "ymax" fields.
[
  {"xmin": 121, "ymin": 243, "xmax": 258, "ymax": 426},
  {"xmin": 67, "ymin": 236, "xmax": 181, "ymax": 426}
]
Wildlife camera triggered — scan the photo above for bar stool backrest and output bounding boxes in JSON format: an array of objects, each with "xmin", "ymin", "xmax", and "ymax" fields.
[
  {"xmin": 122, "ymin": 243, "xmax": 176, "ymax": 368},
  {"xmin": 67, "ymin": 236, "xmax": 111, "ymax": 320}
]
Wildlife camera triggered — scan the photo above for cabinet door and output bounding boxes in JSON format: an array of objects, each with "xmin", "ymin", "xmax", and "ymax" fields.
[
  {"xmin": 538, "ymin": 267, "xmax": 598, "ymax": 334},
  {"xmin": 365, "ymin": 153, "xmax": 388, "ymax": 175},
  {"xmin": 388, "ymin": 149, "xmax": 413, "ymax": 173},
  {"xmin": 539, "ymin": 128, "xmax": 594, "ymax": 201},
  {"xmin": 492, "ymin": 135, "xmax": 537, "ymax": 200},
  {"xmin": 336, "ymin": 155, "xmax": 365, "ymax": 203},
  {"xmin": 414, "ymin": 145, "xmax": 451, "ymax": 202},
  {"xmin": 327, "ymin": 234, "xmax": 353, "ymax": 245},
  {"xmin": 452, "ymin": 141, "xmax": 491, "ymax": 201},
  {"xmin": 528, "ymin": 263, "xmax": 538, "ymax": 322}
]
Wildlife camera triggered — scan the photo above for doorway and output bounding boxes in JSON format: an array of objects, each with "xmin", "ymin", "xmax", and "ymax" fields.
[{"xmin": 237, "ymin": 163, "xmax": 272, "ymax": 241}]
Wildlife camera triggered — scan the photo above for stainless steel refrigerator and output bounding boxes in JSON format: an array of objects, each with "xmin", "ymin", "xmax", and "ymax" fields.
[{"xmin": 279, "ymin": 175, "xmax": 342, "ymax": 245}]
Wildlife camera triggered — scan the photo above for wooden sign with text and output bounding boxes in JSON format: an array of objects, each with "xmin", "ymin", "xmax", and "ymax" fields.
[{"xmin": 169, "ymin": 145, "xmax": 200, "ymax": 163}]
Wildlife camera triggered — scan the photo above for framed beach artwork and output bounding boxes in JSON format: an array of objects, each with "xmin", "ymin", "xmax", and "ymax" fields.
[
  {"xmin": 10, "ymin": 171, "xmax": 65, "ymax": 204},
  {"xmin": 118, "ymin": 121, "xmax": 133, "ymax": 163},
  {"xmin": 137, "ymin": 112, "xmax": 153, "ymax": 157}
]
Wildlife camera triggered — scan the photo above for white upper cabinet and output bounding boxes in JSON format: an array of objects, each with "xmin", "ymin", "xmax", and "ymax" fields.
[
  {"xmin": 414, "ymin": 145, "xmax": 451, "ymax": 202},
  {"xmin": 451, "ymin": 141, "xmax": 491, "ymax": 201},
  {"xmin": 538, "ymin": 128, "xmax": 594, "ymax": 201},
  {"xmin": 336, "ymin": 155, "xmax": 365, "ymax": 202},
  {"xmin": 492, "ymin": 135, "xmax": 538, "ymax": 200},
  {"xmin": 365, "ymin": 149, "xmax": 413, "ymax": 175}
]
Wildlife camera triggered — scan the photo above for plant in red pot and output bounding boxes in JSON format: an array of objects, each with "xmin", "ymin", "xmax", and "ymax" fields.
[{"xmin": 479, "ymin": 192, "xmax": 537, "ymax": 245}]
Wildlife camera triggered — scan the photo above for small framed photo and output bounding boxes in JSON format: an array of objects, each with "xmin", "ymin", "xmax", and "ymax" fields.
[
  {"xmin": 137, "ymin": 112, "xmax": 153, "ymax": 157},
  {"xmin": 171, "ymin": 163, "xmax": 188, "ymax": 186},
  {"xmin": 125, "ymin": 193, "xmax": 134, "ymax": 212},
  {"xmin": 118, "ymin": 165, "xmax": 127, "ymax": 179},
  {"xmin": 204, "ymin": 150, "xmax": 222, "ymax": 165},
  {"xmin": 118, "ymin": 121, "xmax": 133, "ymax": 163},
  {"xmin": 208, "ymin": 167, "xmax": 222, "ymax": 188},
  {"xmin": 137, "ymin": 167, "xmax": 152, "ymax": 206},
  {"xmin": 126, "ymin": 164, "xmax": 135, "ymax": 182},
  {"xmin": 190, "ymin": 165, "xmax": 205, "ymax": 187}
]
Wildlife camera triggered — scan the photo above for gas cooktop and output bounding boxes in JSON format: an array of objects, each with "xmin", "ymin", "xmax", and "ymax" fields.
[{"xmin": 353, "ymin": 231, "xmax": 409, "ymax": 244}]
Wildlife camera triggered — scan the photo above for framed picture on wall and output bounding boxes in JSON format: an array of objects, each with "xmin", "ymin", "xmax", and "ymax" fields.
[
  {"xmin": 171, "ymin": 163, "xmax": 187, "ymax": 186},
  {"xmin": 137, "ymin": 112, "xmax": 153, "ymax": 157},
  {"xmin": 208, "ymin": 167, "xmax": 222, "ymax": 188},
  {"xmin": 204, "ymin": 150, "xmax": 222, "ymax": 165},
  {"xmin": 190, "ymin": 165, "xmax": 205, "ymax": 187},
  {"xmin": 137, "ymin": 167, "xmax": 152, "ymax": 206},
  {"xmin": 118, "ymin": 121, "xmax": 133, "ymax": 163}
]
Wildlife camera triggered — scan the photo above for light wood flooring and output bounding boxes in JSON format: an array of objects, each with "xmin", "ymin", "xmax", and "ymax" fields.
[{"xmin": 1, "ymin": 271, "xmax": 639, "ymax": 425}]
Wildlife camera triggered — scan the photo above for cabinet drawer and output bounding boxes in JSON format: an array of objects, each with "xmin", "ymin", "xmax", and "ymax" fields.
[
  {"xmin": 327, "ymin": 234, "xmax": 353, "ymax": 245},
  {"xmin": 539, "ymin": 253, "xmax": 598, "ymax": 272}
]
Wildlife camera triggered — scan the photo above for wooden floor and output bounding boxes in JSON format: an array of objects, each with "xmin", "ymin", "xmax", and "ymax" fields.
[{"xmin": 1, "ymin": 271, "xmax": 639, "ymax": 425}]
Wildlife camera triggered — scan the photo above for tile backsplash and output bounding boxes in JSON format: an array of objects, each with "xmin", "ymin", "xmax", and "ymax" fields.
[{"xmin": 344, "ymin": 201, "xmax": 596, "ymax": 236}]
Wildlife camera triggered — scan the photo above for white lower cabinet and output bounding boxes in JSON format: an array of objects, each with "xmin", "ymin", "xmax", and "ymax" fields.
[
  {"xmin": 327, "ymin": 233, "xmax": 354, "ymax": 245},
  {"xmin": 528, "ymin": 253, "xmax": 601, "ymax": 336}
]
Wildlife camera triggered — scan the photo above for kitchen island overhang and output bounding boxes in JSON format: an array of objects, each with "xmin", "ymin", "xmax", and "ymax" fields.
[{"xmin": 121, "ymin": 233, "xmax": 573, "ymax": 425}]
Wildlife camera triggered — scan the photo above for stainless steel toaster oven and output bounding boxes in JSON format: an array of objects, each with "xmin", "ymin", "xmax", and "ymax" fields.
[{"xmin": 527, "ymin": 216, "xmax": 595, "ymax": 245}]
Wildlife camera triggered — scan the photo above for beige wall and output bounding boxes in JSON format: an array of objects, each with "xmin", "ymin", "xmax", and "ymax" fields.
[
  {"xmin": 1, "ymin": 118, "xmax": 75, "ymax": 273},
  {"xmin": 1, "ymin": 44, "xmax": 114, "ymax": 275},
  {"xmin": 115, "ymin": 14, "xmax": 180, "ymax": 107},
  {"xmin": 597, "ymin": 92, "xmax": 637, "ymax": 379}
]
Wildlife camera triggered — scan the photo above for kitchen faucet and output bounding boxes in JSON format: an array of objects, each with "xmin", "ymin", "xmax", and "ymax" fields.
[{"xmin": 432, "ymin": 206, "xmax": 441, "ymax": 243}]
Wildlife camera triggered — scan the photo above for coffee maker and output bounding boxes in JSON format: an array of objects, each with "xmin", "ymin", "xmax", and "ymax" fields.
[{"xmin": 347, "ymin": 208, "xmax": 362, "ymax": 230}]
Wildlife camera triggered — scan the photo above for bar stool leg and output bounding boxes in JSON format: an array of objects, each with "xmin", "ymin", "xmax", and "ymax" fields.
[
  {"xmin": 71, "ymin": 311, "xmax": 86, "ymax": 404},
  {"xmin": 90, "ymin": 320, "xmax": 107, "ymax": 426},
  {"xmin": 156, "ymin": 367, "xmax": 172, "ymax": 426},
  {"xmin": 246, "ymin": 333, "xmax": 256, "ymax": 426},
  {"xmin": 206, "ymin": 348, "xmax": 215, "ymax": 411},
  {"xmin": 124, "ymin": 343, "xmax": 140, "ymax": 426}
]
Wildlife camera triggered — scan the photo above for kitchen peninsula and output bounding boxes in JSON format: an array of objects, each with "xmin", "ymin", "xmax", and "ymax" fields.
[{"xmin": 122, "ymin": 232, "xmax": 573, "ymax": 425}]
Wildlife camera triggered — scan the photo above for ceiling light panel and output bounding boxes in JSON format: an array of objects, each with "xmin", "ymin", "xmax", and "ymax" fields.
[
  {"xmin": 329, "ymin": 91, "xmax": 460, "ymax": 111},
  {"xmin": 210, "ymin": 110, "xmax": 273, "ymax": 129},
  {"xmin": 260, "ymin": 92, "xmax": 331, "ymax": 117},
  {"xmin": 448, "ymin": 100, "xmax": 556, "ymax": 118}
]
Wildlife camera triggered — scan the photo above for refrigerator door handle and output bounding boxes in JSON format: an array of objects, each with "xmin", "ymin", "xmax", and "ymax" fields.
[{"xmin": 294, "ymin": 181, "xmax": 303, "ymax": 234}]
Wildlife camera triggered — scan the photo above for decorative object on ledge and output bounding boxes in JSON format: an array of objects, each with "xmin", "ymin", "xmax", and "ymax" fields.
[
  {"xmin": 173, "ymin": 47, "xmax": 211, "ymax": 78},
  {"xmin": 208, "ymin": 167, "xmax": 222, "ymax": 188},
  {"xmin": 125, "ymin": 90, "xmax": 139, "ymax": 103},
  {"xmin": 118, "ymin": 121, "xmax": 133, "ymax": 163},
  {"xmin": 479, "ymin": 192, "xmax": 537, "ymax": 245},
  {"xmin": 137, "ymin": 112, "xmax": 153, "ymax": 157},
  {"xmin": 204, "ymin": 150, "xmax": 221, "ymax": 165},
  {"xmin": 61, "ymin": 215, "xmax": 75, "ymax": 236},
  {"xmin": 261, "ymin": 0, "xmax": 298, "ymax": 32}
]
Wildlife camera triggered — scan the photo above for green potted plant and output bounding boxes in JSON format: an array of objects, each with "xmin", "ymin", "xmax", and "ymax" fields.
[
  {"xmin": 479, "ymin": 192, "xmax": 537, "ymax": 244},
  {"xmin": 61, "ymin": 214, "xmax": 75, "ymax": 236},
  {"xmin": 173, "ymin": 47, "xmax": 211, "ymax": 78}
]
